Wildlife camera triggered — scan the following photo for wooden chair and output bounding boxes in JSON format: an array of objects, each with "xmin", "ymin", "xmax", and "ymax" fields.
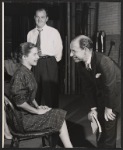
[{"xmin": 4, "ymin": 96, "xmax": 59, "ymax": 148}]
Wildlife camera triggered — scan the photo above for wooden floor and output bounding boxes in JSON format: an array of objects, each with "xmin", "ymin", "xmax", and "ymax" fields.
[{"xmin": 4, "ymin": 94, "xmax": 121, "ymax": 148}]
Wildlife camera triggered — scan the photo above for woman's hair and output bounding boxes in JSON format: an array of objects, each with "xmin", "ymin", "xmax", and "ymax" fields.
[{"xmin": 18, "ymin": 42, "xmax": 36, "ymax": 60}]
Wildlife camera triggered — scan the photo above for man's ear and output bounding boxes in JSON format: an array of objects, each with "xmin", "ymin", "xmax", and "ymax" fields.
[
  {"xmin": 84, "ymin": 47, "xmax": 89, "ymax": 52},
  {"xmin": 46, "ymin": 16, "xmax": 49, "ymax": 22},
  {"xmin": 34, "ymin": 16, "xmax": 36, "ymax": 20},
  {"xmin": 22, "ymin": 55, "xmax": 26, "ymax": 60}
]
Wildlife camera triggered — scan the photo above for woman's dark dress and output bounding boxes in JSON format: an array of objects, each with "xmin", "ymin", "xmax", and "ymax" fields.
[{"xmin": 10, "ymin": 65, "xmax": 66, "ymax": 132}]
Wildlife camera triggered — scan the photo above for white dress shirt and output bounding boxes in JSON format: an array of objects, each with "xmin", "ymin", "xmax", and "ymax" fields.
[
  {"xmin": 27, "ymin": 24, "xmax": 63, "ymax": 62},
  {"xmin": 85, "ymin": 53, "xmax": 92, "ymax": 70}
]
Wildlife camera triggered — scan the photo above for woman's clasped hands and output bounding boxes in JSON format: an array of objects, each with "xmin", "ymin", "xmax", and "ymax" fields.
[{"xmin": 37, "ymin": 105, "xmax": 51, "ymax": 115}]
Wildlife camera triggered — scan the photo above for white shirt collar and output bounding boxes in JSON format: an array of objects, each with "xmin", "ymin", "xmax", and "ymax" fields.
[
  {"xmin": 85, "ymin": 52, "xmax": 92, "ymax": 69},
  {"xmin": 42, "ymin": 24, "xmax": 47, "ymax": 29},
  {"xmin": 36, "ymin": 24, "xmax": 47, "ymax": 31}
]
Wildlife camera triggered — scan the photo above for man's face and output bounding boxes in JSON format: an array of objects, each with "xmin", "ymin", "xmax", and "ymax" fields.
[
  {"xmin": 34, "ymin": 10, "xmax": 48, "ymax": 29},
  {"xmin": 70, "ymin": 41, "xmax": 86, "ymax": 63}
]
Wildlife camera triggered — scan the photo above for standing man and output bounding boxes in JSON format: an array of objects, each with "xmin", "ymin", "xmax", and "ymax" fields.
[
  {"xmin": 27, "ymin": 8, "xmax": 63, "ymax": 108},
  {"xmin": 70, "ymin": 35, "xmax": 121, "ymax": 148}
]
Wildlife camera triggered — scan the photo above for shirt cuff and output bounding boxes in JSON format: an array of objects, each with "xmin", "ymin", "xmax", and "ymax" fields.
[{"xmin": 91, "ymin": 107, "xmax": 97, "ymax": 111}]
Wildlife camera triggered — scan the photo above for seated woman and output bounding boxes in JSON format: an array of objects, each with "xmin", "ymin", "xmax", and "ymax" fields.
[{"xmin": 9, "ymin": 42, "xmax": 73, "ymax": 148}]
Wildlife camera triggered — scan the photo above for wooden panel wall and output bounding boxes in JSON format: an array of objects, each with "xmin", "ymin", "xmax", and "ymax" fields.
[
  {"xmin": 98, "ymin": 2, "xmax": 121, "ymax": 65},
  {"xmin": 98, "ymin": 2, "xmax": 121, "ymax": 35}
]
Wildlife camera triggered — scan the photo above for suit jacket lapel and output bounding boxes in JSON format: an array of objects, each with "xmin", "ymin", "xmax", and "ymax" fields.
[
  {"xmin": 78, "ymin": 62, "xmax": 94, "ymax": 84},
  {"xmin": 91, "ymin": 52, "xmax": 97, "ymax": 76},
  {"xmin": 79, "ymin": 52, "xmax": 97, "ymax": 85},
  {"xmin": 88, "ymin": 52, "xmax": 97, "ymax": 87}
]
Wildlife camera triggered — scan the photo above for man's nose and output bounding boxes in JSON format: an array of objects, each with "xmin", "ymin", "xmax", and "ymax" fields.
[
  {"xmin": 38, "ymin": 17, "xmax": 42, "ymax": 21},
  {"xmin": 70, "ymin": 52, "xmax": 73, "ymax": 57}
]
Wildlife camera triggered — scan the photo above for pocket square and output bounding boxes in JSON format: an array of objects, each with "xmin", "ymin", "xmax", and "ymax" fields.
[{"xmin": 95, "ymin": 73, "xmax": 101, "ymax": 78}]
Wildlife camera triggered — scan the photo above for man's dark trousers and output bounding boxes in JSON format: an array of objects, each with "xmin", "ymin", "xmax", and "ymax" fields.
[{"xmin": 33, "ymin": 56, "xmax": 59, "ymax": 108}]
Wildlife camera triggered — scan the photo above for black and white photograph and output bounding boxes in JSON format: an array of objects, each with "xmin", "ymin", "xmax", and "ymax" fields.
[{"xmin": 2, "ymin": 0, "xmax": 121, "ymax": 148}]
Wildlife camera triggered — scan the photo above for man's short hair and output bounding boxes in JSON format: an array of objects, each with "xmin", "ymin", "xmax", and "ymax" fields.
[
  {"xmin": 79, "ymin": 37, "xmax": 93, "ymax": 50},
  {"xmin": 35, "ymin": 8, "xmax": 48, "ymax": 17}
]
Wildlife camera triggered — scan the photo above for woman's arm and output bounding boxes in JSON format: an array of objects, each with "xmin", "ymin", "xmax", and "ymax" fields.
[
  {"xmin": 17, "ymin": 102, "xmax": 51, "ymax": 115},
  {"xmin": 32, "ymin": 99, "xmax": 50, "ymax": 110},
  {"xmin": 10, "ymin": 72, "xmax": 51, "ymax": 114},
  {"xmin": 17, "ymin": 102, "xmax": 38, "ymax": 114},
  {"xmin": 32, "ymin": 99, "xmax": 39, "ymax": 109}
]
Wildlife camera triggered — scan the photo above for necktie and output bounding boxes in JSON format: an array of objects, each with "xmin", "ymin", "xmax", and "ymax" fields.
[
  {"xmin": 86, "ymin": 63, "xmax": 91, "ymax": 71},
  {"xmin": 36, "ymin": 30, "xmax": 42, "ymax": 56}
]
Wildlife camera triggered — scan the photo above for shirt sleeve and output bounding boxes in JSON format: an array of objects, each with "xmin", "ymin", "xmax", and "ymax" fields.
[
  {"xmin": 27, "ymin": 32, "xmax": 31, "ymax": 42},
  {"xmin": 53, "ymin": 30, "xmax": 63, "ymax": 62},
  {"xmin": 10, "ymin": 72, "xmax": 29, "ymax": 105}
]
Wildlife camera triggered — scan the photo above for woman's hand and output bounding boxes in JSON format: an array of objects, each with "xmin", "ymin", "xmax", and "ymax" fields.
[
  {"xmin": 104, "ymin": 107, "xmax": 116, "ymax": 121},
  {"xmin": 37, "ymin": 105, "xmax": 50, "ymax": 110},
  {"xmin": 37, "ymin": 107, "xmax": 51, "ymax": 115}
]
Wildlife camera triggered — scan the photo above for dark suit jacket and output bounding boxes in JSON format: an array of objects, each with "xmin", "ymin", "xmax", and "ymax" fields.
[{"xmin": 78, "ymin": 52, "xmax": 121, "ymax": 113}]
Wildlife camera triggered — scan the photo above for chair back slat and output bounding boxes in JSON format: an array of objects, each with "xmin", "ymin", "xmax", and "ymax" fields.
[{"xmin": 4, "ymin": 96, "xmax": 25, "ymax": 133}]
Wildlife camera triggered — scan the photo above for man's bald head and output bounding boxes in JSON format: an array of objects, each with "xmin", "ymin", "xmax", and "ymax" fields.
[{"xmin": 70, "ymin": 35, "xmax": 93, "ymax": 50}]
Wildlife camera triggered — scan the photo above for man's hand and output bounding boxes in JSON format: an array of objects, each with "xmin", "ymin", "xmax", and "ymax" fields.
[
  {"xmin": 88, "ymin": 109, "xmax": 98, "ymax": 121},
  {"xmin": 37, "ymin": 107, "xmax": 51, "ymax": 115},
  {"xmin": 104, "ymin": 107, "xmax": 116, "ymax": 121}
]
